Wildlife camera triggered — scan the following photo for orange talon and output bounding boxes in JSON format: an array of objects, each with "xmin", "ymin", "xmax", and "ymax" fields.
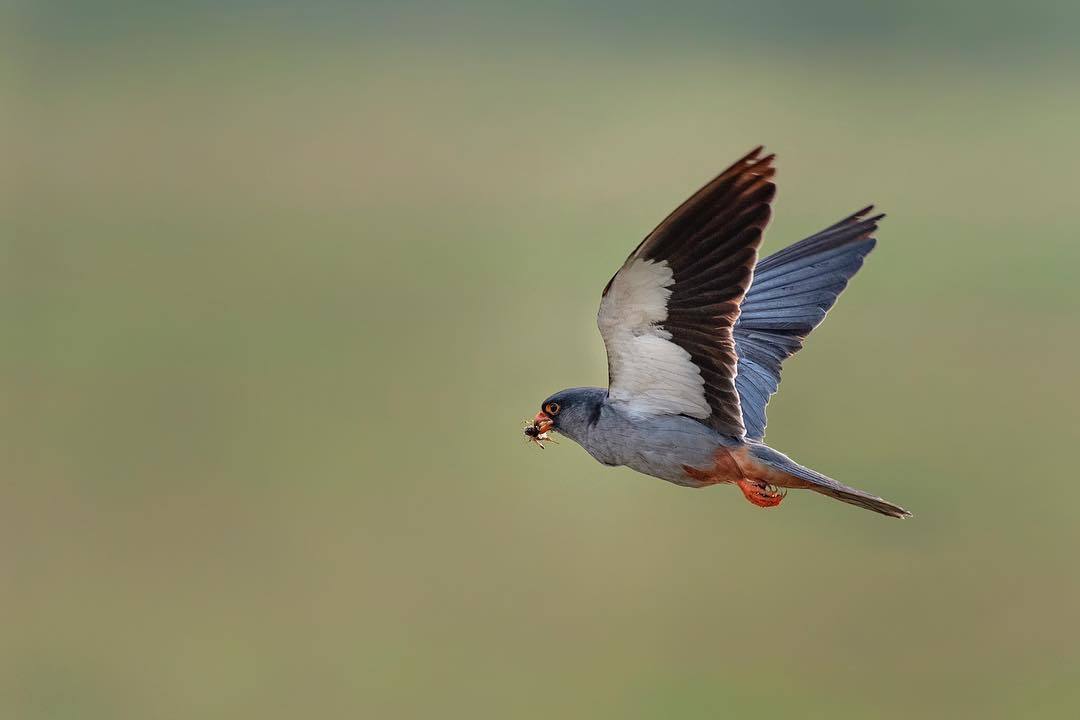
[{"xmin": 736, "ymin": 478, "xmax": 787, "ymax": 509}]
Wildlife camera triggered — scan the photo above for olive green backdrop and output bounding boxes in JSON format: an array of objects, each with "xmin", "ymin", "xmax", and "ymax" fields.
[{"xmin": 5, "ymin": 2, "xmax": 1080, "ymax": 718}]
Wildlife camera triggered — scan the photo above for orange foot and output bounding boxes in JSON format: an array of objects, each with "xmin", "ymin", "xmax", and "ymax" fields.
[{"xmin": 736, "ymin": 478, "xmax": 787, "ymax": 509}]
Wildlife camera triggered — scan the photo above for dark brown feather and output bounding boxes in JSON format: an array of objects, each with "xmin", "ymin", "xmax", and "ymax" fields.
[{"xmin": 611, "ymin": 148, "xmax": 776, "ymax": 436}]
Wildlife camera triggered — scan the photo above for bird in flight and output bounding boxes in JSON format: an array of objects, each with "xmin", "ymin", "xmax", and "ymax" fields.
[{"xmin": 526, "ymin": 147, "xmax": 910, "ymax": 518}]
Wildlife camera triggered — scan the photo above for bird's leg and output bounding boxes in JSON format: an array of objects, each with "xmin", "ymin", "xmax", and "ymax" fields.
[{"xmin": 735, "ymin": 478, "xmax": 786, "ymax": 509}]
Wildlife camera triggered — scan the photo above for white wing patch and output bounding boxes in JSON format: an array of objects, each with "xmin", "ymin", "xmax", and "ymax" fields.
[{"xmin": 597, "ymin": 258, "xmax": 710, "ymax": 419}]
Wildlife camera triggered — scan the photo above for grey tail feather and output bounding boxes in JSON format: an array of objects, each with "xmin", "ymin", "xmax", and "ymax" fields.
[
  {"xmin": 809, "ymin": 484, "xmax": 913, "ymax": 519},
  {"xmin": 748, "ymin": 443, "xmax": 912, "ymax": 519}
]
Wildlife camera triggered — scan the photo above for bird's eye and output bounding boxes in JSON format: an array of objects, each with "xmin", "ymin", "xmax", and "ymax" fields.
[{"xmin": 545, "ymin": 402, "xmax": 561, "ymax": 415}]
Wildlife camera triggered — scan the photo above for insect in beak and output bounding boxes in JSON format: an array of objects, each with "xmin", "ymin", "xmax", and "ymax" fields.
[{"xmin": 523, "ymin": 414, "xmax": 557, "ymax": 449}]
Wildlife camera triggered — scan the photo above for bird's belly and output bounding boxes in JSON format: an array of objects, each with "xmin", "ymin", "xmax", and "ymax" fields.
[
  {"xmin": 623, "ymin": 450, "xmax": 715, "ymax": 487},
  {"xmin": 584, "ymin": 415, "xmax": 731, "ymax": 487}
]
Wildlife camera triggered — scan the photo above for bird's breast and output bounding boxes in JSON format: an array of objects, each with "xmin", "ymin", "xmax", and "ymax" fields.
[{"xmin": 576, "ymin": 409, "xmax": 730, "ymax": 486}]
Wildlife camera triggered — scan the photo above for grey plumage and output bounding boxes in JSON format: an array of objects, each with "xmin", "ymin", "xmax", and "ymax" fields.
[
  {"xmin": 532, "ymin": 149, "xmax": 910, "ymax": 518},
  {"xmin": 544, "ymin": 387, "xmax": 910, "ymax": 517}
]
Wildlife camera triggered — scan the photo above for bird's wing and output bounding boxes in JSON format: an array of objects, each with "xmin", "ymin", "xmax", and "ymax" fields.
[
  {"xmin": 733, "ymin": 207, "xmax": 881, "ymax": 440},
  {"xmin": 597, "ymin": 147, "xmax": 775, "ymax": 436}
]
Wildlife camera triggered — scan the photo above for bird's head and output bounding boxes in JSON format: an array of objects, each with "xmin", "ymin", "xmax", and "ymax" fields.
[{"xmin": 527, "ymin": 387, "xmax": 607, "ymax": 443}]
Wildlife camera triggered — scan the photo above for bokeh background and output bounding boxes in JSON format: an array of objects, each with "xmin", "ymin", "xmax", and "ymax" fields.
[{"xmin": 5, "ymin": 1, "xmax": 1080, "ymax": 718}]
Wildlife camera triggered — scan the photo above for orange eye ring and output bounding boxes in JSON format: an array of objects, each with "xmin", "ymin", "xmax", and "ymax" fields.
[{"xmin": 545, "ymin": 402, "xmax": 561, "ymax": 416}]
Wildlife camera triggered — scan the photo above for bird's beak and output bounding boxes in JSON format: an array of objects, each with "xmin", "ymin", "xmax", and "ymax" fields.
[{"xmin": 533, "ymin": 411, "xmax": 554, "ymax": 434}]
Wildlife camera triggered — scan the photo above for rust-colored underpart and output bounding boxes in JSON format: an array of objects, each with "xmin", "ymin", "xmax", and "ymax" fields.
[{"xmin": 683, "ymin": 446, "xmax": 809, "ymax": 510}]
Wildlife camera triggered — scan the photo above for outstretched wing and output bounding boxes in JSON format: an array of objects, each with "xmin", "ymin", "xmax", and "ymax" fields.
[
  {"xmin": 597, "ymin": 147, "xmax": 776, "ymax": 437},
  {"xmin": 733, "ymin": 207, "xmax": 882, "ymax": 440}
]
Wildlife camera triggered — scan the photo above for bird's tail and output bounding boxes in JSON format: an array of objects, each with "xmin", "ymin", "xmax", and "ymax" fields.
[{"xmin": 748, "ymin": 443, "xmax": 912, "ymax": 518}]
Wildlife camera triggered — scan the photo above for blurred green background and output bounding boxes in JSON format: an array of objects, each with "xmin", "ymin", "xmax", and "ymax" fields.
[{"xmin": 5, "ymin": 1, "xmax": 1080, "ymax": 718}]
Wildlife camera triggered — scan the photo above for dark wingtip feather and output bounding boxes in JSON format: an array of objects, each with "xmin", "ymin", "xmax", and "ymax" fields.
[
  {"xmin": 725, "ymin": 147, "xmax": 773, "ymax": 177},
  {"xmin": 747, "ymin": 153, "xmax": 776, "ymax": 175},
  {"xmin": 820, "ymin": 205, "xmax": 884, "ymax": 234}
]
